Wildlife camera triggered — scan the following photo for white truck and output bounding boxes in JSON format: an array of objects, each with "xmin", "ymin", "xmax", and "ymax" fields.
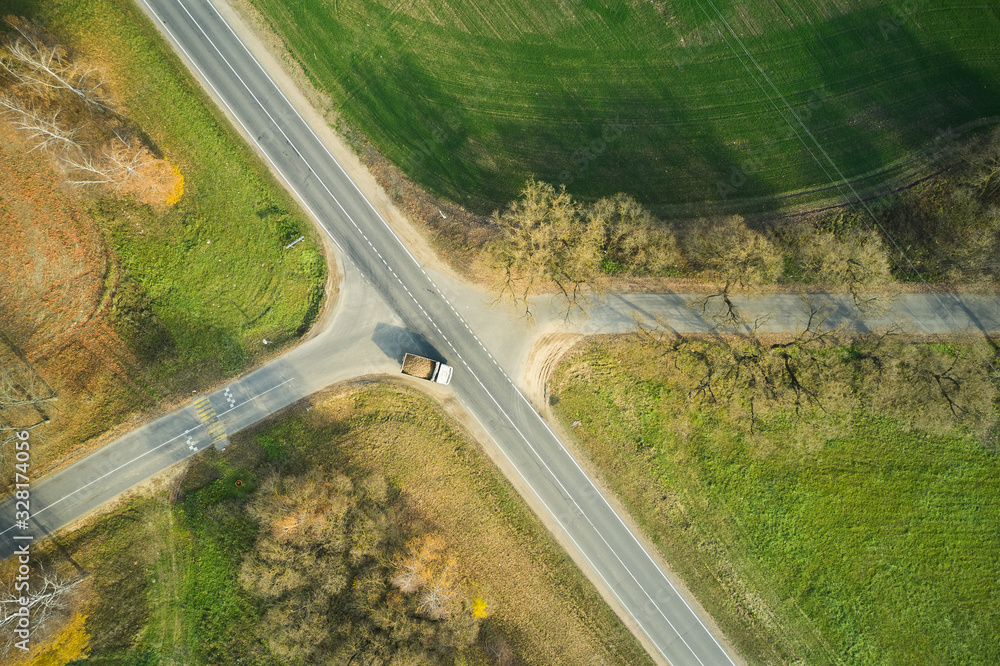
[{"xmin": 400, "ymin": 353, "xmax": 453, "ymax": 385}]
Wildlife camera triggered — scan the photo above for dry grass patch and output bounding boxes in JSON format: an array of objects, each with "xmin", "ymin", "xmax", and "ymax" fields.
[{"xmin": 8, "ymin": 382, "xmax": 653, "ymax": 664}]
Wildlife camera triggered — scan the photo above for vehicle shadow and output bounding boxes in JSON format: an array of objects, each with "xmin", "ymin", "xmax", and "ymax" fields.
[{"xmin": 371, "ymin": 322, "xmax": 447, "ymax": 366}]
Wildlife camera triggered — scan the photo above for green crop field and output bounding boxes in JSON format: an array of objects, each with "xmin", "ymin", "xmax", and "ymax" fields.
[{"xmin": 250, "ymin": 0, "xmax": 1000, "ymax": 213}]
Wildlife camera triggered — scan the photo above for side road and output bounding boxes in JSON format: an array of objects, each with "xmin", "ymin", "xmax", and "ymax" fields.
[
  {"xmin": 110, "ymin": 2, "xmax": 742, "ymax": 662},
  {"xmin": 1, "ymin": 255, "xmax": 997, "ymax": 660},
  {"xmin": 436, "ymin": 266, "xmax": 1000, "ymax": 385},
  {"xmin": 3, "ymin": 264, "xmax": 997, "ymax": 553}
]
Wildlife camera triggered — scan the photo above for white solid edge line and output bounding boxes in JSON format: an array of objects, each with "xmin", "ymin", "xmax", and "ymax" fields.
[
  {"xmin": 206, "ymin": 0, "xmax": 424, "ymax": 269},
  {"xmin": 460, "ymin": 407, "xmax": 676, "ymax": 665},
  {"xmin": 142, "ymin": 0, "xmax": 348, "ymax": 260},
  {"xmin": 453, "ymin": 353, "xmax": 707, "ymax": 666},
  {"xmin": 421, "ymin": 267, "xmax": 735, "ymax": 662}
]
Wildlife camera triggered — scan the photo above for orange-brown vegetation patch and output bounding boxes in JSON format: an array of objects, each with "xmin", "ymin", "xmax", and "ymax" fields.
[
  {"xmin": 0, "ymin": 130, "xmax": 106, "ymax": 357},
  {"xmin": 5, "ymin": 321, "xmax": 156, "ymax": 488},
  {"xmin": 116, "ymin": 150, "xmax": 184, "ymax": 207},
  {"xmin": 0, "ymin": 128, "xmax": 157, "ymax": 488},
  {"xmin": 0, "ymin": 18, "xmax": 184, "ymax": 208},
  {"xmin": 290, "ymin": 384, "xmax": 653, "ymax": 665}
]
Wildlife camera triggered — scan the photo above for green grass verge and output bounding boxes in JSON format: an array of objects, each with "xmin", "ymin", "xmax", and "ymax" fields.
[
  {"xmin": 11, "ymin": 0, "xmax": 326, "ymax": 389},
  {"xmin": 247, "ymin": 0, "xmax": 1000, "ymax": 213},
  {"xmin": 170, "ymin": 458, "xmax": 271, "ymax": 664},
  {"xmin": 51, "ymin": 459, "xmax": 275, "ymax": 665},
  {"xmin": 550, "ymin": 336, "xmax": 1000, "ymax": 664}
]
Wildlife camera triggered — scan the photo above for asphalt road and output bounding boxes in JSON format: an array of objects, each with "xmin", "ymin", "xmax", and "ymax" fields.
[
  {"xmin": 0, "ymin": 1, "xmax": 739, "ymax": 663},
  {"xmin": 4, "ymin": 0, "xmax": 1000, "ymax": 663}
]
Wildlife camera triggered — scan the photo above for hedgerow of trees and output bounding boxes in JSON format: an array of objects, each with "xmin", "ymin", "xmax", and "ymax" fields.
[
  {"xmin": 488, "ymin": 181, "xmax": 682, "ymax": 319},
  {"xmin": 488, "ymin": 181, "xmax": 895, "ymax": 317},
  {"xmin": 490, "ymin": 126, "xmax": 1000, "ymax": 313}
]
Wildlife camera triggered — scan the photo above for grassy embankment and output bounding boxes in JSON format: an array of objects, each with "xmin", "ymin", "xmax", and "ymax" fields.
[
  {"xmin": 549, "ymin": 335, "xmax": 1000, "ymax": 665},
  {"xmin": 23, "ymin": 384, "xmax": 651, "ymax": 665},
  {"xmin": 247, "ymin": 0, "xmax": 1000, "ymax": 214},
  {"xmin": 0, "ymin": 0, "xmax": 325, "ymax": 483}
]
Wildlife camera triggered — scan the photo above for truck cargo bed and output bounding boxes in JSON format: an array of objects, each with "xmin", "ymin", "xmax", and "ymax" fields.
[{"xmin": 401, "ymin": 353, "xmax": 436, "ymax": 380}]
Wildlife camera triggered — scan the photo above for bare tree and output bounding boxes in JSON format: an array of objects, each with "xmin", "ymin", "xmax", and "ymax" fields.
[
  {"xmin": 0, "ymin": 568, "xmax": 84, "ymax": 660},
  {"xmin": 489, "ymin": 179, "xmax": 602, "ymax": 322},
  {"xmin": 417, "ymin": 567, "xmax": 461, "ymax": 620},
  {"xmin": 685, "ymin": 216, "xmax": 783, "ymax": 330},
  {"xmin": 102, "ymin": 137, "xmax": 156, "ymax": 190},
  {"xmin": 0, "ymin": 21, "xmax": 176, "ymax": 202},
  {"xmin": 0, "ymin": 38, "xmax": 107, "ymax": 110},
  {"xmin": 392, "ymin": 533, "xmax": 463, "ymax": 619},
  {"xmin": 0, "ymin": 363, "xmax": 56, "ymax": 410},
  {"xmin": 776, "ymin": 221, "xmax": 894, "ymax": 314},
  {"xmin": 481, "ymin": 633, "xmax": 517, "ymax": 666},
  {"xmin": 61, "ymin": 136, "xmax": 155, "ymax": 191},
  {"xmin": 0, "ymin": 95, "xmax": 80, "ymax": 152},
  {"xmin": 588, "ymin": 193, "xmax": 682, "ymax": 275}
]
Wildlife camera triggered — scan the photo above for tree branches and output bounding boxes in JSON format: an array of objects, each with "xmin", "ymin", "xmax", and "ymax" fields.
[
  {"xmin": 62, "ymin": 136, "xmax": 156, "ymax": 191},
  {"xmin": 635, "ymin": 314, "xmax": 997, "ymax": 444},
  {"xmin": 0, "ymin": 95, "xmax": 79, "ymax": 152},
  {"xmin": 0, "ymin": 568, "xmax": 84, "ymax": 660},
  {"xmin": 0, "ymin": 31, "xmax": 106, "ymax": 110},
  {"xmin": 0, "ymin": 362, "xmax": 57, "ymax": 411},
  {"xmin": 488, "ymin": 180, "xmax": 599, "ymax": 322},
  {"xmin": 392, "ymin": 534, "xmax": 464, "ymax": 620},
  {"xmin": 0, "ymin": 17, "xmax": 182, "ymax": 202},
  {"xmin": 239, "ymin": 471, "xmax": 481, "ymax": 663}
]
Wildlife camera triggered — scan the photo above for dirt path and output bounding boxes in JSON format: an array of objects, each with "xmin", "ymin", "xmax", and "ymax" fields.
[{"xmin": 519, "ymin": 332, "xmax": 585, "ymax": 412}]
